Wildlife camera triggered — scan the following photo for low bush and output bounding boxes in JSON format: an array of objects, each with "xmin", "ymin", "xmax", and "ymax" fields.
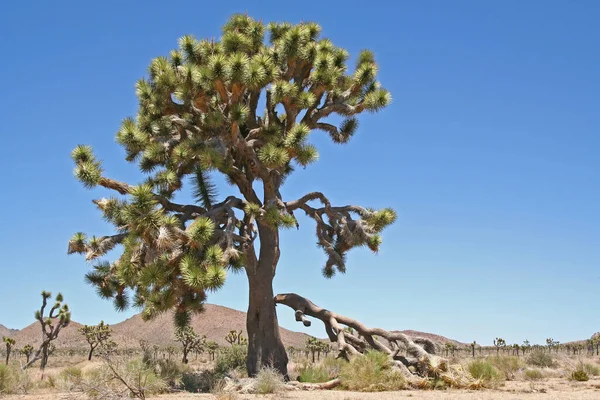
[
  {"xmin": 489, "ymin": 356, "xmax": 523, "ymax": 380},
  {"xmin": 339, "ymin": 350, "xmax": 406, "ymax": 392},
  {"xmin": 467, "ymin": 359, "xmax": 502, "ymax": 383},
  {"xmin": 526, "ymin": 350, "xmax": 555, "ymax": 368},
  {"xmin": 524, "ymin": 369, "xmax": 544, "ymax": 381},
  {"xmin": 571, "ymin": 368, "xmax": 589, "ymax": 382},
  {"xmin": 215, "ymin": 345, "xmax": 247, "ymax": 375},
  {"xmin": 182, "ymin": 370, "xmax": 223, "ymax": 393},
  {"xmin": 155, "ymin": 359, "xmax": 189, "ymax": 388},
  {"xmin": 0, "ymin": 364, "xmax": 32, "ymax": 395},
  {"xmin": 297, "ymin": 365, "xmax": 330, "ymax": 383},
  {"xmin": 57, "ymin": 366, "xmax": 84, "ymax": 391},
  {"xmin": 255, "ymin": 367, "xmax": 285, "ymax": 394},
  {"xmin": 583, "ymin": 363, "xmax": 600, "ymax": 376}
]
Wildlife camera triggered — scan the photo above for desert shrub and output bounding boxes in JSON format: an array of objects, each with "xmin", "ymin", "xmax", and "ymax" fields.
[
  {"xmin": 583, "ymin": 363, "xmax": 600, "ymax": 376},
  {"xmin": 526, "ymin": 350, "xmax": 555, "ymax": 368},
  {"xmin": 489, "ymin": 356, "xmax": 523, "ymax": 380},
  {"xmin": 298, "ymin": 365, "xmax": 330, "ymax": 383},
  {"xmin": 215, "ymin": 345, "xmax": 247, "ymax": 375},
  {"xmin": 339, "ymin": 350, "xmax": 406, "ymax": 392},
  {"xmin": 571, "ymin": 368, "xmax": 589, "ymax": 382},
  {"xmin": 81, "ymin": 359, "xmax": 167, "ymax": 398},
  {"xmin": 181, "ymin": 370, "xmax": 222, "ymax": 393},
  {"xmin": 322, "ymin": 356, "xmax": 345, "ymax": 377},
  {"xmin": 0, "ymin": 364, "xmax": 32, "ymax": 395},
  {"xmin": 155, "ymin": 359, "xmax": 189, "ymax": 388},
  {"xmin": 255, "ymin": 367, "xmax": 285, "ymax": 394},
  {"xmin": 524, "ymin": 369, "xmax": 544, "ymax": 381},
  {"xmin": 467, "ymin": 359, "xmax": 502, "ymax": 383}
]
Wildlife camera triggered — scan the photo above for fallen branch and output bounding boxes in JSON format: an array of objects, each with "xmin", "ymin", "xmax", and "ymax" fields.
[{"xmin": 274, "ymin": 293, "xmax": 448, "ymax": 379}]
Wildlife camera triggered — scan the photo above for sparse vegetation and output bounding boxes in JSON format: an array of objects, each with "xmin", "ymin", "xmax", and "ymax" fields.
[
  {"xmin": 255, "ymin": 367, "xmax": 285, "ymax": 394},
  {"xmin": 339, "ymin": 350, "xmax": 407, "ymax": 392},
  {"xmin": 489, "ymin": 356, "xmax": 523, "ymax": 380},
  {"xmin": 526, "ymin": 350, "xmax": 556, "ymax": 368},
  {"xmin": 467, "ymin": 359, "xmax": 502, "ymax": 384},
  {"xmin": 524, "ymin": 368, "xmax": 544, "ymax": 381},
  {"xmin": 215, "ymin": 345, "xmax": 247, "ymax": 375}
]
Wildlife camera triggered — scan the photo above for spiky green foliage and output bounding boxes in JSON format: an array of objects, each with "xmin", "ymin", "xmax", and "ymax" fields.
[
  {"xmin": 69, "ymin": 14, "xmax": 393, "ymax": 372},
  {"xmin": 3, "ymin": 337, "xmax": 16, "ymax": 364},
  {"xmin": 20, "ymin": 345, "xmax": 34, "ymax": 363}
]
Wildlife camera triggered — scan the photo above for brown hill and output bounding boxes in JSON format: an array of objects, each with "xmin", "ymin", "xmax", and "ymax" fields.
[
  {"xmin": 0, "ymin": 324, "xmax": 18, "ymax": 338},
  {"xmin": 111, "ymin": 304, "xmax": 313, "ymax": 349},
  {"xmin": 11, "ymin": 320, "xmax": 88, "ymax": 348},
  {"xmin": 395, "ymin": 330, "xmax": 466, "ymax": 346}
]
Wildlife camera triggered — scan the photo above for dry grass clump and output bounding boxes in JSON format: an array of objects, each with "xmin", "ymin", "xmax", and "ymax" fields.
[
  {"xmin": 466, "ymin": 359, "xmax": 502, "ymax": 387},
  {"xmin": 524, "ymin": 368, "xmax": 544, "ymax": 381},
  {"xmin": 0, "ymin": 364, "xmax": 32, "ymax": 394},
  {"xmin": 526, "ymin": 350, "xmax": 556, "ymax": 368},
  {"xmin": 489, "ymin": 356, "xmax": 524, "ymax": 380},
  {"xmin": 582, "ymin": 362, "xmax": 600, "ymax": 376},
  {"xmin": 339, "ymin": 351, "xmax": 406, "ymax": 392},
  {"xmin": 255, "ymin": 366, "xmax": 286, "ymax": 394}
]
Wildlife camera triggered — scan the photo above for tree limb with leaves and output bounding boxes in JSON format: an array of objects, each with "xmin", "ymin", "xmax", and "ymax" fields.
[{"xmin": 68, "ymin": 14, "xmax": 393, "ymax": 377}]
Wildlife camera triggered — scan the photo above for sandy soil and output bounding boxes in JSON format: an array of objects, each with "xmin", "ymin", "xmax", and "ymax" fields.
[{"xmin": 4, "ymin": 378, "xmax": 600, "ymax": 400}]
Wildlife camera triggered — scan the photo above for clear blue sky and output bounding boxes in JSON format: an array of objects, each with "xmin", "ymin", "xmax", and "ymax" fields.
[{"xmin": 0, "ymin": 1, "xmax": 598, "ymax": 346}]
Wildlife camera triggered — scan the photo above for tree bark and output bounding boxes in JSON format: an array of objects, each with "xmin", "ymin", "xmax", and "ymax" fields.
[{"xmin": 245, "ymin": 225, "xmax": 288, "ymax": 378}]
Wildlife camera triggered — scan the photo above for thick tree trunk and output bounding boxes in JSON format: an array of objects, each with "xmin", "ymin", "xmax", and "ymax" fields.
[
  {"xmin": 88, "ymin": 345, "xmax": 94, "ymax": 361},
  {"xmin": 245, "ymin": 225, "xmax": 288, "ymax": 378}
]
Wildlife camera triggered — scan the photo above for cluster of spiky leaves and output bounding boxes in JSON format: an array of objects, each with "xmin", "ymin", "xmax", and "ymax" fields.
[
  {"xmin": 36, "ymin": 291, "xmax": 71, "ymax": 330},
  {"xmin": 70, "ymin": 14, "xmax": 394, "ymax": 326},
  {"xmin": 78, "ymin": 321, "xmax": 112, "ymax": 348}
]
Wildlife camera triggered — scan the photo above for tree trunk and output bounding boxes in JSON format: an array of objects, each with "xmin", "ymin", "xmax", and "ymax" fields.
[
  {"xmin": 88, "ymin": 345, "xmax": 94, "ymax": 361},
  {"xmin": 5, "ymin": 348, "xmax": 9, "ymax": 365},
  {"xmin": 245, "ymin": 225, "xmax": 288, "ymax": 378}
]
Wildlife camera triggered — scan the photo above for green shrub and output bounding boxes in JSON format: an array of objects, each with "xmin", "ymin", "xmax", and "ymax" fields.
[
  {"xmin": 321, "ymin": 357, "xmax": 345, "ymax": 378},
  {"xmin": 182, "ymin": 370, "xmax": 222, "ymax": 393},
  {"xmin": 255, "ymin": 367, "xmax": 285, "ymax": 394},
  {"xmin": 583, "ymin": 363, "xmax": 600, "ymax": 376},
  {"xmin": 524, "ymin": 369, "xmax": 543, "ymax": 381},
  {"xmin": 339, "ymin": 350, "xmax": 406, "ymax": 392},
  {"xmin": 297, "ymin": 365, "xmax": 330, "ymax": 383},
  {"xmin": 467, "ymin": 359, "xmax": 502, "ymax": 382},
  {"xmin": 82, "ymin": 359, "xmax": 167, "ymax": 398},
  {"xmin": 155, "ymin": 359, "xmax": 189, "ymax": 387},
  {"xmin": 215, "ymin": 345, "xmax": 247, "ymax": 375},
  {"xmin": 0, "ymin": 364, "xmax": 32, "ymax": 395},
  {"xmin": 489, "ymin": 356, "xmax": 523, "ymax": 380},
  {"xmin": 526, "ymin": 350, "xmax": 555, "ymax": 368},
  {"xmin": 0, "ymin": 364, "xmax": 14, "ymax": 394},
  {"xmin": 571, "ymin": 369, "xmax": 589, "ymax": 382}
]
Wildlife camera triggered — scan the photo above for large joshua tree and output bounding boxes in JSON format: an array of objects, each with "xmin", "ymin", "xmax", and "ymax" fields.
[{"xmin": 68, "ymin": 14, "xmax": 394, "ymax": 377}]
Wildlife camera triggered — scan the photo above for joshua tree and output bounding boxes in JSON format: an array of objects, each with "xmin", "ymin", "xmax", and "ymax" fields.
[
  {"xmin": 471, "ymin": 341, "xmax": 476, "ymax": 358},
  {"xmin": 21, "ymin": 344, "xmax": 34, "ymax": 364},
  {"xmin": 493, "ymin": 338, "xmax": 506, "ymax": 356},
  {"xmin": 3, "ymin": 337, "xmax": 15, "ymax": 364},
  {"xmin": 522, "ymin": 339, "xmax": 530, "ymax": 355},
  {"xmin": 512, "ymin": 343, "xmax": 520, "ymax": 357},
  {"xmin": 78, "ymin": 321, "xmax": 113, "ymax": 360},
  {"xmin": 305, "ymin": 337, "xmax": 321, "ymax": 363},
  {"xmin": 205, "ymin": 341, "xmax": 218, "ymax": 361},
  {"xmin": 165, "ymin": 346, "xmax": 177, "ymax": 360},
  {"xmin": 174, "ymin": 325, "xmax": 205, "ymax": 364},
  {"xmin": 23, "ymin": 291, "xmax": 71, "ymax": 371},
  {"xmin": 225, "ymin": 330, "xmax": 246, "ymax": 346},
  {"xmin": 68, "ymin": 14, "xmax": 393, "ymax": 377}
]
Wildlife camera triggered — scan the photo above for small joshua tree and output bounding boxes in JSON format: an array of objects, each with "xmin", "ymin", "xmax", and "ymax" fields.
[
  {"xmin": 205, "ymin": 341, "xmax": 218, "ymax": 361},
  {"xmin": 23, "ymin": 291, "xmax": 71, "ymax": 371},
  {"xmin": 174, "ymin": 325, "xmax": 205, "ymax": 364},
  {"xmin": 3, "ymin": 337, "xmax": 15, "ymax": 364},
  {"xmin": 21, "ymin": 344, "xmax": 34, "ymax": 363},
  {"xmin": 305, "ymin": 337, "xmax": 321, "ymax": 363},
  {"xmin": 493, "ymin": 337, "xmax": 506, "ymax": 356},
  {"xmin": 225, "ymin": 330, "xmax": 246, "ymax": 346},
  {"xmin": 471, "ymin": 341, "xmax": 476, "ymax": 358},
  {"xmin": 522, "ymin": 339, "xmax": 530, "ymax": 355},
  {"xmin": 79, "ymin": 320, "xmax": 113, "ymax": 360}
]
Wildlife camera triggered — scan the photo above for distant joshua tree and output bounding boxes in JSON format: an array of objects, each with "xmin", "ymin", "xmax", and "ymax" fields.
[
  {"xmin": 20, "ymin": 344, "xmax": 34, "ymax": 364},
  {"xmin": 78, "ymin": 320, "xmax": 113, "ymax": 360},
  {"xmin": 23, "ymin": 291, "xmax": 71, "ymax": 371},
  {"xmin": 174, "ymin": 326, "xmax": 205, "ymax": 364},
  {"xmin": 225, "ymin": 330, "xmax": 247, "ymax": 346},
  {"xmin": 471, "ymin": 341, "xmax": 477, "ymax": 358},
  {"xmin": 3, "ymin": 337, "xmax": 16, "ymax": 364},
  {"xmin": 493, "ymin": 338, "xmax": 506, "ymax": 356},
  {"xmin": 205, "ymin": 341, "xmax": 218, "ymax": 361}
]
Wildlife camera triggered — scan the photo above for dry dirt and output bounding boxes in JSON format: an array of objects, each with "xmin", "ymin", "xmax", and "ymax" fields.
[{"xmin": 3, "ymin": 378, "xmax": 600, "ymax": 400}]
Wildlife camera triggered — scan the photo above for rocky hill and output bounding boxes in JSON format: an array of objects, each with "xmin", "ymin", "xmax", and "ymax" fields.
[{"xmin": 0, "ymin": 324, "xmax": 18, "ymax": 338}]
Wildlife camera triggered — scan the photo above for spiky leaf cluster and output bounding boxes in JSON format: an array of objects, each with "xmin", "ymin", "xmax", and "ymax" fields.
[{"xmin": 70, "ymin": 14, "xmax": 393, "ymax": 324}]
